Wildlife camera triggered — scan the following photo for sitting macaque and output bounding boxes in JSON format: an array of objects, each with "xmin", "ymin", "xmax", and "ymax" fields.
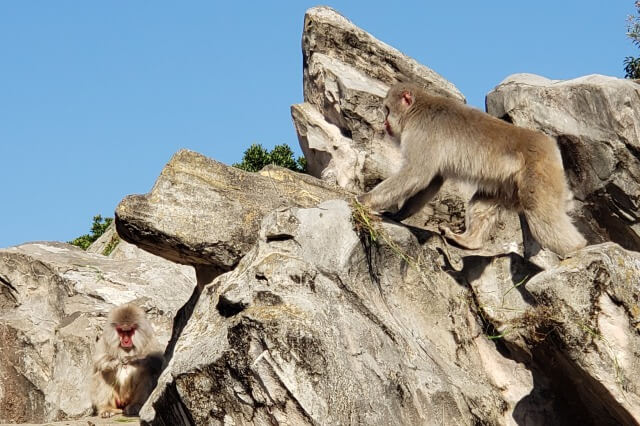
[
  {"xmin": 91, "ymin": 303, "xmax": 164, "ymax": 417},
  {"xmin": 358, "ymin": 82, "xmax": 586, "ymax": 257}
]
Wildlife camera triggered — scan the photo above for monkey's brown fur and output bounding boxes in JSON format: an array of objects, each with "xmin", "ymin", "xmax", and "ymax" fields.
[
  {"xmin": 91, "ymin": 304, "xmax": 164, "ymax": 418},
  {"xmin": 358, "ymin": 82, "xmax": 586, "ymax": 257}
]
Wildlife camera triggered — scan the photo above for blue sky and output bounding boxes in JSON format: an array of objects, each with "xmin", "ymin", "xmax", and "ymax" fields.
[{"xmin": 0, "ymin": 1, "xmax": 636, "ymax": 248}]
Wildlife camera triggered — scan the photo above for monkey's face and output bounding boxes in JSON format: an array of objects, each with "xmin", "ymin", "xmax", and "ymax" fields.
[
  {"xmin": 115, "ymin": 324, "xmax": 137, "ymax": 349},
  {"xmin": 382, "ymin": 102, "xmax": 402, "ymax": 143},
  {"xmin": 382, "ymin": 87, "xmax": 413, "ymax": 143}
]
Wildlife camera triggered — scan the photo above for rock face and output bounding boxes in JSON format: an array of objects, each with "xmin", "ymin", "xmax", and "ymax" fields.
[
  {"xmin": 140, "ymin": 201, "xmax": 515, "ymax": 425},
  {"xmin": 486, "ymin": 74, "xmax": 640, "ymax": 252},
  {"xmin": 116, "ymin": 149, "xmax": 350, "ymax": 269},
  {"xmin": 0, "ymin": 241, "xmax": 195, "ymax": 423},
  {"xmin": 292, "ymin": 6, "xmax": 464, "ymax": 193},
  {"xmin": 139, "ymin": 198, "xmax": 640, "ymax": 426},
  {"xmin": 463, "ymin": 243, "xmax": 640, "ymax": 425}
]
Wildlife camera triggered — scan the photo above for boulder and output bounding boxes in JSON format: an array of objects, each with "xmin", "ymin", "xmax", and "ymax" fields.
[
  {"xmin": 115, "ymin": 149, "xmax": 350, "ymax": 269},
  {"xmin": 464, "ymin": 243, "xmax": 640, "ymax": 425}
]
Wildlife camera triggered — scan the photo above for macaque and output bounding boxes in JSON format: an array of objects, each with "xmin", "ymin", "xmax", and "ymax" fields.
[
  {"xmin": 91, "ymin": 303, "xmax": 164, "ymax": 418},
  {"xmin": 358, "ymin": 82, "xmax": 586, "ymax": 257}
]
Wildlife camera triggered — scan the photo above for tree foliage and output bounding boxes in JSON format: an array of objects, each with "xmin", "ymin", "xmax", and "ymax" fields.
[
  {"xmin": 69, "ymin": 215, "xmax": 113, "ymax": 250},
  {"xmin": 625, "ymin": 1, "xmax": 640, "ymax": 78},
  {"xmin": 233, "ymin": 143, "xmax": 307, "ymax": 173}
]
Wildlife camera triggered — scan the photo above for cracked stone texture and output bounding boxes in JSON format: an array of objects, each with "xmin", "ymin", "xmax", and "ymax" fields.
[
  {"xmin": 291, "ymin": 6, "xmax": 464, "ymax": 194},
  {"xmin": 462, "ymin": 243, "xmax": 640, "ymax": 425},
  {"xmin": 486, "ymin": 74, "xmax": 640, "ymax": 252},
  {"xmin": 140, "ymin": 200, "xmax": 531, "ymax": 425},
  {"xmin": 0, "ymin": 240, "xmax": 195, "ymax": 423},
  {"xmin": 115, "ymin": 149, "xmax": 351, "ymax": 269},
  {"xmin": 138, "ymin": 198, "xmax": 640, "ymax": 425}
]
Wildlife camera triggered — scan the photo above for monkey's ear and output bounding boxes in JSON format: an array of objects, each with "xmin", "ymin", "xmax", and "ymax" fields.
[{"xmin": 401, "ymin": 91, "xmax": 413, "ymax": 107}]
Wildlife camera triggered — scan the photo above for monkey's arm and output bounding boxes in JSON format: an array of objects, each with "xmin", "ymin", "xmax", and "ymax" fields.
[
  {"xmin": 359, "ymin": 169, "xmax": 438, "ymax": 212},
  {"xmin": 93, "ymin": 351, "xmax": 121, "ymax": 372},
  {"xmin": 359, "ymin": 134, "xmax": 440, "ymax": 212}
]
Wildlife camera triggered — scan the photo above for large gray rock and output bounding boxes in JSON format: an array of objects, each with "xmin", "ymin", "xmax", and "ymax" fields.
[
  {"xmin": 292, "ymin": 6, "xmax": 465, "ymax": 192},
  {"xmin": 486, "ymin": 74, "xmax": 640, "ymax": 252},
  {"xmin": 140, "ymin": 200, "xmax": 532, "ymax": 425},
  {"xmin": 115, "ymin": 149, "xmax": 350, "ymax": 269},
  {"xmin": 0, "ymin": 241, "xmax": 195, "ymax": 423},
  {"xmin": 465, "ymin": 243, "xmax": 640, "ymax": 425},
  {"xmin": 525, "ymin": 244, "xmax": 640, "ymax": 424}
]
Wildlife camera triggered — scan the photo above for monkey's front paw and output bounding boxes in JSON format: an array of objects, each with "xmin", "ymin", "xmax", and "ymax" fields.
[
  {"xmin": 100, "ymin": 409, "xmax": 122, "ymax": 418},
  {"xmin": 356, "ymin": 193, "xmax": 371, "ymax": 206},
  {"xmin": 356, "ymin": 194, "xmax": 385, "ymax": 216}
]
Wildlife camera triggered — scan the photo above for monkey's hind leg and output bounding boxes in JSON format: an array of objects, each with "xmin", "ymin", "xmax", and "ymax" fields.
[
  {"xmin": 393, "ymin": 175, "xmax": 444, "ymax": 221},
  {"xmin": 441, "ymin": 193, "xmax": 500, "ymax": 250}
]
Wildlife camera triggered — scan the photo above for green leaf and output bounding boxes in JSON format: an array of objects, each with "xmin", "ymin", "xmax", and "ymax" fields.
[{"xmin": 233, "ymin": 143, "xmax": 307, "ymax": 173}]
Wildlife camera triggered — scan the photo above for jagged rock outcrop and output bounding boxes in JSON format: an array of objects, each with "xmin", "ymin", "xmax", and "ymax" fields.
[
  {"xmin": 291, "ymin": 7, "xmax": 521, "ymax": 256},
  {"xmin": 463, "ymin": 243, "xmax": 640, "ymax": 425},
  {"xmin": 137, "ymin": 194, "xmax": 640, "ymax": 425},
  {"xmin": 140, "ymin": 200, "xmax": 527, "ymax": 425},
  {"xmin": 292, "ymin": 6, "xmax": 464, "ymax": 193},
  {"xmin": 486, "ymin": 74, "xmax": 640, "ymax": 252},
  {"xmin": 116, "ymin": 149, "xmax": 350, "ymax": 269},
  {"xmin": 0, "ymin": 241, "xmax": 195, "ymax": 423}
]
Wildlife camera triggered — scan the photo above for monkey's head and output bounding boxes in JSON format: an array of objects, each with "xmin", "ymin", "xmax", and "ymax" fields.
[
  {"xmin": 382, "ymin": 83, "xmax": 421, "ymax": 143},
  {"xmin": 106, "ymin": 303, "xmax": 152, "ymax": 352}
]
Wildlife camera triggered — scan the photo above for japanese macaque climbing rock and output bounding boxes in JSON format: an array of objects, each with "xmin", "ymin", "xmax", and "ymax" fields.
[
  {"xmin": 91, "ymin": 303, "xmax": 164, "ymax": 417},
  {"xmin": 358, "ymin": 82, "xmax": 586, "ymax": 257}
]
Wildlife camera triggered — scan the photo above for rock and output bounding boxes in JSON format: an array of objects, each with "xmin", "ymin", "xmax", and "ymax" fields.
[
  {"xmin": 292, "ymin": 6, "xmax": 465, "ymax": 192},
  {"xmin": 115, "ymin": 149, "xmax": 350, "ymax": 269},
  {"xmin": 464, "ymin": 243, "xmax": 640, "ymax": 424},
  {"xmin": 486, "ymin": 74, "xmax": 640, "ymax": 252},
  {"xmin": 290, "ymin": 102, "xmax": 368, "ymax": 192},
  {"xmin": 140, "ymin": 200, "xmax": 527, "ymax": 425},
  {"xmin": 86, "ymin": 222, "xmax": 121, "ymax": 257},
  {"xmin": 524, "ymin": 243, "xmax": 640, "ymax": 424},
  {"xmin": 0, "ymin": 241, "xmax": 195, "ymax": 423}
]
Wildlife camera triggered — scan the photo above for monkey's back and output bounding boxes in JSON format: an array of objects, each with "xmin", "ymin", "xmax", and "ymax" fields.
[{"xmin": 417, "ymin": 94, "xmax": 566, "ymax": 202}]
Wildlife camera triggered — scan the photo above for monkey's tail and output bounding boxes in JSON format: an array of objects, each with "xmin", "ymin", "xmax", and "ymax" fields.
[{"xmin": 524, "ymin": 207, "xmax": 586, "ymax": 257}]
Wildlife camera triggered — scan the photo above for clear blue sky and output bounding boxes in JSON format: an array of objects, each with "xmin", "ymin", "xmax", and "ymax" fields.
[{"xmin": 0, "ymin": 1, "xmax": 636, "ymax": 248}]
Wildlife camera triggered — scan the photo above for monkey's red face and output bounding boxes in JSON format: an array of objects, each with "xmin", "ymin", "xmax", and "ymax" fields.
[{"xmin": 116, "ymin": 325, "xmax": 136, "ymax": 349}]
